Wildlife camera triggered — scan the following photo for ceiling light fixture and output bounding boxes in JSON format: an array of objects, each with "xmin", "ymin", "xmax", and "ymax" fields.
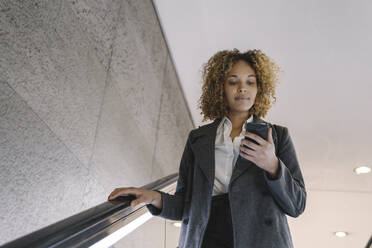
[
  {"xmin": 173, "ymin": 222, "xmax": 181, "ymax": 228},
  {"xmin": 334, "ymin": 231, "xmax": 348, "ymax": 238},
  {"xmin": 353, "ymin": 166, "xmax": 371, "ymax": 175}
]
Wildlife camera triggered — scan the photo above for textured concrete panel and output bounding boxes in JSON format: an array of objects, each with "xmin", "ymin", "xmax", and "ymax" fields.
[
  {"xmin": 151, "ymin": 55, "xmax": 194, "ymax": 181},
  {"xmin": 122, "ymin": 0, "xmax": 168, "ymax": 83},
  {"xmin": 0, "ymin": 81, "xmax": 101, "ymax": 245},
  {"xmin": 0, "ymin": 0, "xmax": 193, "ymax": 246},
  {"xmin": 67, "ymin": 0, "xmax": 121, "ymax": 71},
  {"xmin": 89, "ymin": 78, "xmax": 153, "ymax": 195},
  {"xmin": 0, "ymin": 1, "xmax": 107, "ymax": 166},
  {"xmin": 109, "ymin": 1, "xmax": 165, "ymax": 164}
]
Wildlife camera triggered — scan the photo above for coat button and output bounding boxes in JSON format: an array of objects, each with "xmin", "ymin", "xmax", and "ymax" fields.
[
  {"xmin": 182, "ymin": 218, "xmax": 189, "ymax": 225},
  {"xmin": 264, "ymin": 218, "xmax": 273, "ymax": 226}
]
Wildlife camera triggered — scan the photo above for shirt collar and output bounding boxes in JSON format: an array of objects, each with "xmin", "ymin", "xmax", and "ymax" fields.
[{"xmin": 218, "ymin": 114, "xmax": 254, "ymax": 134}]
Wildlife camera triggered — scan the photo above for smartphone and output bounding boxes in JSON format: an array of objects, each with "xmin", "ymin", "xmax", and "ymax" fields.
[{"xmin": 244, "ymin": 122, "xmax": 269, "ymax": 147}]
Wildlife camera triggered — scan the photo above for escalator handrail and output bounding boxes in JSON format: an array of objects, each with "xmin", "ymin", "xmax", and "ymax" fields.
[{"xmin": 0, "ymin": 173, "xmax": 178, "ymax": 248}]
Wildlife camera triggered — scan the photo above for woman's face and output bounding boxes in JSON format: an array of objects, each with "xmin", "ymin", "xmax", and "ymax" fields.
[{"xmin": 224, "ymin": 60, "xmax": 258, "ymax": 115}]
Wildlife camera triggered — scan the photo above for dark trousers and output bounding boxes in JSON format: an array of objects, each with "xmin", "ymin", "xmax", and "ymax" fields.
[{"xmin": 201, "ymin": 193, "xmax": 234, "ymax": 248}]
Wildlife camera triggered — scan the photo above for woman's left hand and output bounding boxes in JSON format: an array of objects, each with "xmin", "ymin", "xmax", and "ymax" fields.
[{"xmin": 240, "ymin": 127, "xmax": 279, "ymax": 177}]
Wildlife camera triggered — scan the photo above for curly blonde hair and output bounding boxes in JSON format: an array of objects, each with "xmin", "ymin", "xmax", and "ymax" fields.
[{"xmin": 197, "ymin": 48, "xmax": 281, "ymax": 122}]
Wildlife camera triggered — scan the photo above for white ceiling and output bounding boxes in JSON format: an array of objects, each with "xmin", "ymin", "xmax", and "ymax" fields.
[{"xmin": 153, "ymin": 0, "xmax": 372, "ymax": 247}]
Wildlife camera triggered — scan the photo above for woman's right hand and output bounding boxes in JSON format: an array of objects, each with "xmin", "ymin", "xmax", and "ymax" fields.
[{"xmin": 108, "ymin": 187, "xmax": 162, "ymax": 209}]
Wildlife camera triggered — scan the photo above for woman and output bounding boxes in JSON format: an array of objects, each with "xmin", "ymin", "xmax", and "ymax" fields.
[{"xmin": 108, "ymin": 49, "xmax": 306, "ymax": 248}]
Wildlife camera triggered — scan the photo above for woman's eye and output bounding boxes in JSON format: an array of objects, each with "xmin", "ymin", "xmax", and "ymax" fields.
[{"xmin": 228, "ymin": 81, "xmax": 255, "ymax": 85}]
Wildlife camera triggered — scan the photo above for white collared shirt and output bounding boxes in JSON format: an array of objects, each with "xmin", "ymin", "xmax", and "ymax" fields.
[{"xmin": 212, "ymin": 115, "xmax": 254, "ymax": 196}]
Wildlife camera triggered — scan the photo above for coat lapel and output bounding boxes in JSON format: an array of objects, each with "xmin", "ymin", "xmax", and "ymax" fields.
[
  {"xmin": 189, "ymin": 115, "xmax": 275, "ymax": 189},
  {"xmin": 229, "ymin": 115, "xmax": 278, "ymax": 186},
  {"xmin": 189, "ymin": 117, "xmax": 222, "ymax": 187}
]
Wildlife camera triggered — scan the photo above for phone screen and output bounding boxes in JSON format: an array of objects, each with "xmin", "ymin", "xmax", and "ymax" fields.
[{"xmin": 244, "ymin": 122, "xmax": 269, "ymax": 144}]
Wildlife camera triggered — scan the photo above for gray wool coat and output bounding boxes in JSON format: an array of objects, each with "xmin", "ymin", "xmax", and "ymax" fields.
[{"xmin": 146, "ymin": 115, "xmax": 307, "ymax": 248}]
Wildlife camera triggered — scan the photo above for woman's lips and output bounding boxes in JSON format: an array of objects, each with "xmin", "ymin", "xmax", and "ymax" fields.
[{"xmin": 235, "ymin": 97, "xmax": 249, "ymax": 100}]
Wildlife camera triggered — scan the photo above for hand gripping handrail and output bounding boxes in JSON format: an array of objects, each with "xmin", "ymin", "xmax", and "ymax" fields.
[{"xmin": 0, "ymin": 173, "xmax": 178, "ymax": 248}]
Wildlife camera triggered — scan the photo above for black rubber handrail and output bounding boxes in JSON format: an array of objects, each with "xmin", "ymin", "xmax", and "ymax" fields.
[{"xmin": 0, "ymin": 173, "xmax": 178, "ymax": 248}]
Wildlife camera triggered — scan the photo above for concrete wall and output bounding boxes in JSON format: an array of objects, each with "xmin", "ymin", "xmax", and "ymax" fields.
[{"xmin": 0, "ymin": 0, "xmax": 193, "ymax": 246}]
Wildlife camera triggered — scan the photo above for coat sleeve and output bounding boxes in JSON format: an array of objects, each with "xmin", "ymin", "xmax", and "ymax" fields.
[
  {"xmin": 263, "ymin": 126, "xmax": 307, "ymax": 218},
  {"xmin": 146, "ymin": 131, "xmax": 193, "ymax": 220}
]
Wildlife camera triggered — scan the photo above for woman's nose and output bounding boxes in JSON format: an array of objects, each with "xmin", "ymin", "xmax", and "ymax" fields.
[{"xmin": 238, "ymin": 88, "xmax": 247, "ymax": 93}]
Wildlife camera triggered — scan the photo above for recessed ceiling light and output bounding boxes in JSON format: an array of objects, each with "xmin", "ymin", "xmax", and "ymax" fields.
[
  {"xmin": 353, "ymin": 166, "xmax": 371, "ymax": 175},
  {"xmin": 173, "ymin": 222, "xmax": 181, "ymax": 228},
  {"xmin": 334, "ymin": 231, "xmax": 348, "ymax": 237}
]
